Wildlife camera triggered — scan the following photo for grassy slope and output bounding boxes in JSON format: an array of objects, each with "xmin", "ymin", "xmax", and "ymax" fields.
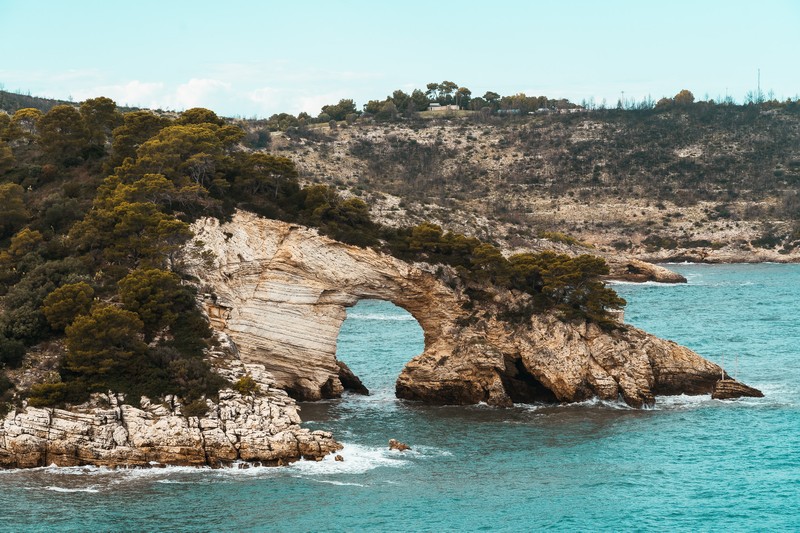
[{"xmin": 264, "ymin": 106, "xmax": 800, "ymax": 262}]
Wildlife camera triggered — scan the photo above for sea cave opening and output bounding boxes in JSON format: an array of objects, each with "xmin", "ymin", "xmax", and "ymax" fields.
[{"xmin": 334, "ymin": 299, "xmax": 424, "ymax": 399}]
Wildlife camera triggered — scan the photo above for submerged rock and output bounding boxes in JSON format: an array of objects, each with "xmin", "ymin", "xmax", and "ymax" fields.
[
  {"xmin": 389, "ymin": 439, "xmax": 411, "ymax": 451},
  {"xmin": 187, "ymin": 211, "xmax": 751, "ymax": 409}
]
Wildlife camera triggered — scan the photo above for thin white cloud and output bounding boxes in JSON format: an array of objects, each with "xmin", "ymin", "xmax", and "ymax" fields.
[
  {"xmin": 249, "ymin": 86, "xmax": 282, "ymax": 105},
  {"xmin": 173, "ymin": 78, "xmax": 232, "ymax": 109},
  {"xmin": 293, "ymin": 92, "xmax": 352, "ymax": 116},
  {"xmin": 207, "ymin": 61, "xmax": 382, "ymax": 85},
  {"xmin": 74, "ymin": 80, "xmax": 165, "ymax": 108}
]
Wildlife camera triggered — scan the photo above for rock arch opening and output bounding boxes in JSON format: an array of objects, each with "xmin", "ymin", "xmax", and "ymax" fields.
[{"xmin": 334, "ymin": 299, "xmax": 424, "ymax": 398}]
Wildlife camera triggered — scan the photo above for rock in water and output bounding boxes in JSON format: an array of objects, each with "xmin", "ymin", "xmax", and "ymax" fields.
[
  {"xmin": 186, "ymin": 211, "xmax": 758, "ymax": 408},
  {"xmin": 337, "ymin": 360, "xmax": 369, "ymax": 395},
  {"xmin": 389, "ymin": 439, "xmax": 411, "ymax": 451},
  {"xmin": 712, "ymin": 379, "xmax": 764, "ymax": 400}
]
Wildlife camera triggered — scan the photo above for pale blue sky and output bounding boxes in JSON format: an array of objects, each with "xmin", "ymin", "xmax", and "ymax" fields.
[{"xmin": 1, "ymin": 0, "xmax": 798, "ymax": 117}]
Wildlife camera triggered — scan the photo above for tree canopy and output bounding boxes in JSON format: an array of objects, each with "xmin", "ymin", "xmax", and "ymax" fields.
[{"xmin": 0, "ymin": 92, "xmax": 633, "ymax": 415}]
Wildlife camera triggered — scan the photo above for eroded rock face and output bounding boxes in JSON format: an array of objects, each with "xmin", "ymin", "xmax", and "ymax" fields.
[
  {"xmin": 188, "ymin": 211, "xmax": 461, "ymax": 401},
  {"xmin": 0, "ymin": 362, "xmax": 341, "ymax": 469},
  {"xmin": 606, "ymin": 257, "xmax": 687, "ymax": 283},
  {"xmin": 187, "ymin": 211, "xmax": 757, "ymax": 408},
  {"xmin": 396, "ymin": 313, "xmax": 725, "ymax": 408}
]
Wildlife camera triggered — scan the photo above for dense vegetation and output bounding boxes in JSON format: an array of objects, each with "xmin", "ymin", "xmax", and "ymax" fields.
[{"xmin": 0, "ymin": 92, "xmax": 628, "ymax": 413}]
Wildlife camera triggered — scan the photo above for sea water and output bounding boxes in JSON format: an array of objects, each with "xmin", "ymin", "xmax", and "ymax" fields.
[{"xmin": 1, "ymin": 264, "xmax": 798, "ymax": 531}]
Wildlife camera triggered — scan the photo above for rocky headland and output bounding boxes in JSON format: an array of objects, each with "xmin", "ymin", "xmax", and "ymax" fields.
[
  {"xmin": 0, "ymin": 211, "xmax": 762, "ymax": 469},
  {"xmin": 0, "ymin": 349, "xmax": 340, "ymax": 469},
  {"xmin": 186, "ymin": 211, "xmax": 754, "ymax": 408}
]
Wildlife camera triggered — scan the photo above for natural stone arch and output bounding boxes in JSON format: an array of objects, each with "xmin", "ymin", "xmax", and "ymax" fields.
[
  {"xmin": 189, "ymin": 211, "xmax": 462, "ymax": 401},
  {"xmin": 188, "ymin": 211, "xmax": 733, "ymax": 408},
  {"xmin": 333, "ymin": 298, "xmax": 425, "ymax": 396}
]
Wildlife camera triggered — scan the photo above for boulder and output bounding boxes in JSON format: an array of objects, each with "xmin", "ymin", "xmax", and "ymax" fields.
[{"xmin": 389, "ymin": 439, "xmax": 411, "ymax": 451}]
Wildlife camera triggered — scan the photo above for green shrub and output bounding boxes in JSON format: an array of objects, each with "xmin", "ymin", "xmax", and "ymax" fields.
[
  {"xmin": 182, "ymin": 398, "xmax": 209, "ymax": 418},
  {"xmin": 0, "ymin": 370, "xmax": 14, "ymax": 416},
  {"xmin": 27, "ymin": 381, "xmax": 68, "ymax": 407},
  {"xmin": 0, "ymin": 335, "xmax": 26, "ymax": 368},
  {"xmin": 42, "ymin": 281, "xmax": 94, "ymax": 331},
  {"xmin": 233, "ymin": 374, "xmax": 260, "ymax": 395}
]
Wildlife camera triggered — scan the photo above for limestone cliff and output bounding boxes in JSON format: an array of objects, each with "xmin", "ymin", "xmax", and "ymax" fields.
[
  {"xmin": 0, "ymin": 355, "xmax": 341, "ymax": 468},
  {"xmin": 187, "ymin": 211, "xmax": 754, "ymax": 408}
]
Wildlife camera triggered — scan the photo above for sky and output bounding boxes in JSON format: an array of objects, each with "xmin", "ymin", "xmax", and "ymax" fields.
[{"xmin": 1, "ymin": 0, "xmax": 798, "ymax": 118}]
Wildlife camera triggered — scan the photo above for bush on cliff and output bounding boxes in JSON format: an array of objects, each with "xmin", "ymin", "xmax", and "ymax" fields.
[{"xmin": 389, "ymin": 223, "xmax": 626, "ymax": 327}]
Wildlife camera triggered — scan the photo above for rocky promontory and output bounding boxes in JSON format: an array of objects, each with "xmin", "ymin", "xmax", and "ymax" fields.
[
  {"xmin": 0, "ymin": 210, "xmax": 761, "ymax": 469},
  {"xmin": 187, "ymin": 211, "xmax": 757, "ymax": 408},
  {"xmin": 0, "ymin": 358, "xmax": 341, "ymax": 469}
]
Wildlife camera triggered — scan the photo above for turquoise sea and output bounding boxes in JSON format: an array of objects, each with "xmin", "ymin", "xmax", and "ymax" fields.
[{"xmin": 1, "ymin": 264, "xmax": 798, "ymax": 531}]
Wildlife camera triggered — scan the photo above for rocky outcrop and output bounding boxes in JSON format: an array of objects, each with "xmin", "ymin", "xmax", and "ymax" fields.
[
  {"xmin": 0, "ymin": 361, "xmax": 341, "ymax": 469},
  {"xmin": 712, "ymin": 379, "xmax": 765, "ymax": 400},
  {"xmin": 187, "ymin": 211, "xmax": 759, "ymax": 408},
  {"xmin": 605, "ymin": 257, "xmax": 687, "ymax": 283},
  {"xmin": 188, "ymin": 211, "xmax": 462, "ymax": 401},
  {"xmin": 396, "ymin": 313, "xmax": 725, "ymax": 408},
  {"xmin": 388, "ymin": 439, "xmax": 411, "ymax": 451}
]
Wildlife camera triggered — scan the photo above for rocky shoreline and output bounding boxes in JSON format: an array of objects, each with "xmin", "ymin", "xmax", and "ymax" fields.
[
  {"xmin": 0, "ymin": 359, "xmax": 341, "ymax": 469},
  {"xmin": 639, "ymin": 247, "xmax": 800, "ymax": 265},
  {"xmin": 1, "ymin": 212, "xmax": 765, "ymax": 469}
]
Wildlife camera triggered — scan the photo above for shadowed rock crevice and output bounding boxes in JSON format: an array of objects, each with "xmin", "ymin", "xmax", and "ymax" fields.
[
  {"xmin": 336, "ymin": 360, "xmax": 369, "ymax": 395},
  {"xmin": 500, "ymin": 356, "xmax": 559, "ymax": 404}
]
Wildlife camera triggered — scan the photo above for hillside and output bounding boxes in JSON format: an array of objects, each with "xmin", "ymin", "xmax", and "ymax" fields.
[
  {"xmin": 0, "ymin": 96, "xmax": 638, "ymax": 417},
  {"xmin": 0, "ymin": 90, "xmax": 83, "ymax": 115},
  {"xmin": 265, "ymin": 104, "xmax": 800, "ymax": 262}
]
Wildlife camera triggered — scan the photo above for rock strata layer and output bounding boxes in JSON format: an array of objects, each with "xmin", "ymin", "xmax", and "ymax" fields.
[
  {"xmin": 0, "ymin": 361, "xmax": 341, "ymax": 469},
  {"xmin": 712, "ymin": 379, "xmax": 765, "ymax": 400},
  {"xmin": 188, "ymin": 211, "xmax": 760, "ymax": 408}
]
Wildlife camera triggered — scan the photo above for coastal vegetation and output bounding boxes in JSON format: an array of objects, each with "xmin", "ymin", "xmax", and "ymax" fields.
[
  {"xmin": 2, "ymin": 79, "xmax": 798, "ymax": 412},
  {"xmin": 249, "ymin": 85, "xmax": 800, "ymax": 259},
  {"xmin": 0, "ymin": 91, "xmax": 628, "ymax": 413}
]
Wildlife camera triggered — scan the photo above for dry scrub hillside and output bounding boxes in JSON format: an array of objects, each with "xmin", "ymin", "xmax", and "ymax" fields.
[{"xmin": 265, "ymin": 106, "xmax": 800, "ymax": 263}]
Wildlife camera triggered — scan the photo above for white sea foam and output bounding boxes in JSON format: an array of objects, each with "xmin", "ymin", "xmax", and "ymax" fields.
[
  {"xmin": 517, "ymin": 397, "xmax": 633, "ymax": 411},
  {"xmin": 43, "ymin": 486, "xmax": 100, "ymax": 493},
  {"xmin": 652, "ymin": 393, "xmax": 714, "ymax": 410},
  {"xmin": 411, "ymin": 445, "xmax": 453, "ymax": 457},
  {"xmin": 35, "ymin": 464, "xmax": 210, "ymax": 477},
  {"xmin": 288, "ymin": 442, "xmax": 408, "ymax": 476},
  {"xmin": 308, "ymin": 479, "xmax": 367, "ymax": 487},
  {"xmin": 571, "ymin": 397, "xmax": 633, "ymax": 409},
  {"xmin": 606, "ymin": 280, "xmax": 680, "ymax": 287},
  {"xmin": 346, "ymin": 313, "xmax": 416, "ymax": 321}
]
